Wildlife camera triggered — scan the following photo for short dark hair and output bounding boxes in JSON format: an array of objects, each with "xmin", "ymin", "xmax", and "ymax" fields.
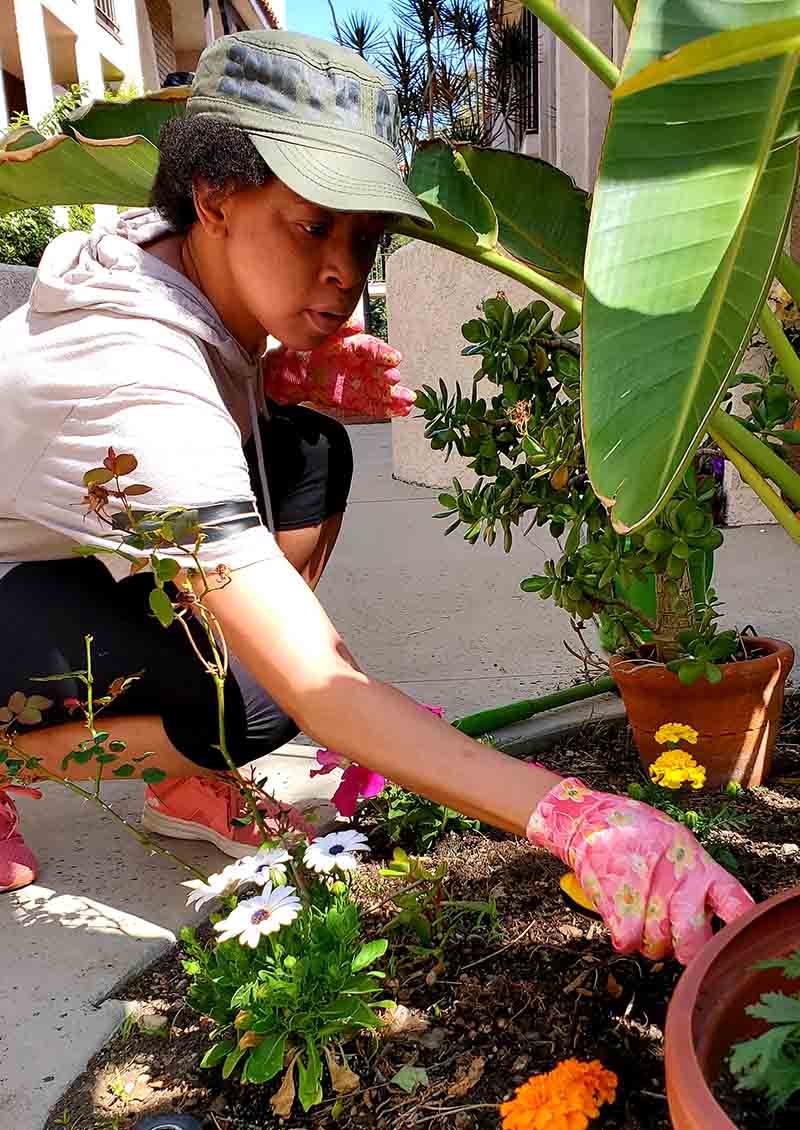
[{"xmin": 151, "ymin": 115, "xmax": 273, "ymax": 233}]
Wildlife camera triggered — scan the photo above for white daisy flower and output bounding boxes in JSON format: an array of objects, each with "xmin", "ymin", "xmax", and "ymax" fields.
[
  {"xmin": 182, "ymin": 865, "xmax": 239, "ymax": 911},
  {"xmin": 213, "ymin": 883, "xmax": 302, "ymax": 947},
  {"xmin": 232, "ymin": 846, "xmax": 291, "ymax": 889},
  {"xmin": 303, "ymin": 829, "xmax": 370, "ymax": 874}
]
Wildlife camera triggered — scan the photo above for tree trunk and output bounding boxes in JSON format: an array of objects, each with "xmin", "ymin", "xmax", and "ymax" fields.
[{"xmin": 651, "ymin": 567, "xmax": 694, "ymax": 663}]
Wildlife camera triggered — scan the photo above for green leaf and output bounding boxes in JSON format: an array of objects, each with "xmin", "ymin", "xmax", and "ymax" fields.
[
  {"xmin": 154, "ymin": 557, "xmax": 180, "ymax": 584},
  {"xmin": 25, "ymin": 695, "xmax": 52, "ymax": 711},
  {"xmin": 456, "ymin": 144, "xmax": 589, "ymax": 288},
  {"xmin": 244, "ymin": 1032, "xmax": 286, "ymax": 1084},
  {"xmin": 200, "ymin": 1040, "xmax": 235, "ymax": 1070},
  {"xmin": 148, "ymin": 587, "xmax": 175, "ymax": 628},
  {"xmin": 748, "ymin": 991, "xmax": 800, "ymax": 1025},
  {"xmin": 351, "ymin": 939, "xmax": 388, "ymax": 972},
  {"xmin": 730, "ymin": 1024, "xmax": 794, "ymax": 1091},
  {"xmin": 298, "ymin": 1043, "xmax": 324, "ymax": 1112},
  {"xmin": 582, "ymin": 0, "xmax": 800, "ymax": 532},
  {"xmin": 112, "ymin": 763, "xmax": 135, "ymax": 778},
  {"xmin": 616, "ymin": 18, "xmax": 800, "ymax": 99},
  {"xmin": 0, "ymin": 89, "xmax": 188, "ymax": 215},
  {"xmin": 142, "ymin": 767, "xmax": 167, "ymax": 785},
  {"xmin": 391, "ymin": 1065, "xmax": 429, "ymax": 1093},
  {"xmin": 222, "ymin": 1044, "xmax": 247, "ymax": 1080},
  {"xmin": 405, "ymin": 139, "xmax": 498, "ymax": 251},
  {"xmin": 754, "ymin": 950, "xmax": 800, "ymax": 978},
  {"xmin": 108, "ymin": 739, "xmax": 127, "ymax": 753},
  {"xmin": 705, "ymin": 662, "xmax": 723, "ymax": 685}
]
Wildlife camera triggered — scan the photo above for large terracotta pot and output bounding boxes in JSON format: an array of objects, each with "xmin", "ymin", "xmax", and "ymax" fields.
[
  {"xmin": 609, "ymin": 637, "xmax": 794, "ymax": 788},
  {"xmin": 665, "ymin": 886, "xmax": 800, "ymax": 1130}
]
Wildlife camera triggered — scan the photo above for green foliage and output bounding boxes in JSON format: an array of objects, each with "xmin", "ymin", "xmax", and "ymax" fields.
[
  {"xmin": 627, "ymin": 778, "xmax": 747, "ymax": 873},
  {"xmin": 379, "ymin": 849, "xmax": 498, "ymax": 967},
  {"xmin": 368, "ymin": 295, "xmax": 388, "ymax": 342},
  {"xmin": 730, "ymin": 948, "xmax": 800, "ymax": 1111},
  {"xmin": 0, "ymin": 207, "xmax": 63, "ymax": 267},
  {"xmin": 370, "ymin": 782, "xmax": 480, "ymax": 852},
  {"xmin": 181, "ymin": 888, "xmax": 390, "ymax": 1104},
  {"xmin": 419, "ymin": 292, "xmax": 724, "ymax": 658},
  {"xmin": 664, "ymin": 590, "xmax": 739, "ymax": 687}
]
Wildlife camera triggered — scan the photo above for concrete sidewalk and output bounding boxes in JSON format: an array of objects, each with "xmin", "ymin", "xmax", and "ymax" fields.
[{"xmin": 3, "ymin": 423, "xmax": 798, "ymax": 1129}]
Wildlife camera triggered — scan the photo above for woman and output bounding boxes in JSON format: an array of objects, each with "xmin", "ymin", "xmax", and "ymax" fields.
[{"xmin": 0, "ymin": 30, "xmax": 752, "ymax": 963}]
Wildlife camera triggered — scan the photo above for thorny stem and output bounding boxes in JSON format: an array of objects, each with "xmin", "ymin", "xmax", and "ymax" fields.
[{"xmin": 27, "ymin": 761, "xmax": 207, "ymax": 880}]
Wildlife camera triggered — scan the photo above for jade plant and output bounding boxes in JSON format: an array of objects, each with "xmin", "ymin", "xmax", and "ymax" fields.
[{"xmin": 417, "ymin": 291, "xmax": 728, "ymax": 677}]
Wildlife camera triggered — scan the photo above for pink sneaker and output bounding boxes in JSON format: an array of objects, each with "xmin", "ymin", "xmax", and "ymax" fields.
[
  {"xmin": 1, "ymin": 785, "xmax": 40, "ymax": 893},
  {"xmin": 141, "ymin": 776, "xmax": 314, "ymax": 859}
]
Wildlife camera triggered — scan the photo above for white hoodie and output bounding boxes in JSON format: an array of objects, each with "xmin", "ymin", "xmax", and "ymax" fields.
[{"xmin": 0, "ymin": 210, "xmax": 280, "ymax": 581}]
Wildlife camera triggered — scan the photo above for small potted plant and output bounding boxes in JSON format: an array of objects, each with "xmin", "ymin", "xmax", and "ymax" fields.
[
  {"xmin": 665, "ymin": 885, "xmax": 800, "ymax": 1129},
  {"xmin": 418, "ymin": 294, "xmax": 794, "ymax": 787}
]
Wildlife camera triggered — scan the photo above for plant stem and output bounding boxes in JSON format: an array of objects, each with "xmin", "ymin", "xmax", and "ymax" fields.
[
  {"xmin": 36, "ymin": 766, "xmax": 208, "ymax": 879},
  {"xmin": 711, "ymin": 408, "xmax": 800, "ymax": 508},
  {"xmin": 777, "ymin": 252, "xmax": 800, "ymax": 305},
  {"xmin": 521, "ymin": 1, "xmax": 621, "ymax": 90},
  {"xmin": 758, "ymin": 300, "xmax": 800, "ymax": 400},
  {"xmin": 709, "ymin": 423, "xmax": 800, "ymax": 544},
  {"xmin": 612, "ymin": 0, "xmax": 636, "ymax": 31}
]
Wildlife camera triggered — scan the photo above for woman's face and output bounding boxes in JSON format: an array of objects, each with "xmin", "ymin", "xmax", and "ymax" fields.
[{"xmin": 209, "ymin": 178, "xmax": 386, "ymax": 351}]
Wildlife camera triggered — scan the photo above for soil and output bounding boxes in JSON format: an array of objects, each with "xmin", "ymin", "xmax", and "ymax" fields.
[{"xmin": 45, "ymin": 709, "xmax": 800, "ymax": 1130}]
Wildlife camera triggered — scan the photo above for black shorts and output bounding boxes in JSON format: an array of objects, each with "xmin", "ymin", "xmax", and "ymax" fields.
[{"xmin": 0, "ymin": 405, "xmax": 353, "ymax": 769}]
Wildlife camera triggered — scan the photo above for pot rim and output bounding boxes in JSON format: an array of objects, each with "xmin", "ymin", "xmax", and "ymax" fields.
[
  {"xmin": 609, "ymin": 635, "xmax": 794, "ymax": 679},
  {"xmin": 665, "ymin": 885, "xmax": 800, "ymax": 1124}
]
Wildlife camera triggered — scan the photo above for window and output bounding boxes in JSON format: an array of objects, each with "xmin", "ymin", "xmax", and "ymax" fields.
[
  {"xmin": 522, "ymin": 9, "xmax": 539, "ymax": 133},
  {"xmin": 95, "ymin": 0, "xmax": 119, "ymax": 37}
]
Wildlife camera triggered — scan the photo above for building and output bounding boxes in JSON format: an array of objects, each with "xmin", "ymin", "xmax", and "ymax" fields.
[
  {"xmin": 0, "ymin": 0, "xmax": 285, "ymax": 133},
  {"xmin": 502, "ymin": 0, "xmax": 627, "ymax": 190}
]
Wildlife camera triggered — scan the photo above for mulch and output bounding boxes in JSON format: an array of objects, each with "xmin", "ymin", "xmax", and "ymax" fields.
[{"xmin": 45, "ymin": 708, "xmax": 800, "ymax": 1130}]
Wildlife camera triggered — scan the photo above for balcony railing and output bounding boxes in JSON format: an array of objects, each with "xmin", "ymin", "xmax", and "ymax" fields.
[{"xmin": 95, "ymin": 0, "xmax": 120, "ymax": 38}]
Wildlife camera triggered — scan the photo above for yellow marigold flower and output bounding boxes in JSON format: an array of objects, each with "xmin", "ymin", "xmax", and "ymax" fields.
[
  {"xmin": 654, "ymin": 722, "xmax": 699, "ymax": 746},
  {"xmin": 649, "ymin": 749, "xmax": 707, "ymax": 791},
  {"xmin": 500, "ymin": 1058, "xmax": 617, "ymax": 1130}
]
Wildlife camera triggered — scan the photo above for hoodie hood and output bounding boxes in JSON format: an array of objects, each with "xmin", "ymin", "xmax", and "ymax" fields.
[{"xmin": 31, "ymin": 207, "xmax": 255, "ymax": 382}]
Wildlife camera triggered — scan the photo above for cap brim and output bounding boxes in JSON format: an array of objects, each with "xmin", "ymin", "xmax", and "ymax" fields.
[{"xmin": 248, "ymin": 134, "xmax": 433, "ymax": 228}]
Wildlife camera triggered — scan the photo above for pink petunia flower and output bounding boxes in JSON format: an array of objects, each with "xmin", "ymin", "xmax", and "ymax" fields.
[{"xmin": 310, "ymin": 704, "xmax": 444, "ymax": 817}]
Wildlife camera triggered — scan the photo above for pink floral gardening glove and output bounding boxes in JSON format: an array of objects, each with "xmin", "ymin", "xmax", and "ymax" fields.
[
  {"xmin": 263, "ymin": 319, "xmax": 415, "ymax": 420},
  {"xmin": 527, "ymin": 777, "xmax": 754, "ymax": 964}
]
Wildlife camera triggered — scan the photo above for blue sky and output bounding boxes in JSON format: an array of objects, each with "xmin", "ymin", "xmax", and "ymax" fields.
[{"xmin": 287, "ymin": 0, "xmax": 396, "ymax": 39}]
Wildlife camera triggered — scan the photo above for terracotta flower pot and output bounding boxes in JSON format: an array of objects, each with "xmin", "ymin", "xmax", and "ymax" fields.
[
  {"xmin": 609, "ymin": 637, "xmax": 794, "ymax": 788},
  {"xmin": 665, "ymin": 886, "xmax": 800, "ymax": 1130}
]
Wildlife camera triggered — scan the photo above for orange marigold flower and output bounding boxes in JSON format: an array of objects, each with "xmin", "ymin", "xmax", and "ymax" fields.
[{"xmin": 500, "ymin": 1059, "xmax": 617, "ymax": 1130}]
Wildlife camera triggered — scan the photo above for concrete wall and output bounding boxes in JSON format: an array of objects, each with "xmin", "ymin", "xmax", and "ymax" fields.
[{"xmin": 389, "ymin": 240, "xmax": 564, "ymax": 489}]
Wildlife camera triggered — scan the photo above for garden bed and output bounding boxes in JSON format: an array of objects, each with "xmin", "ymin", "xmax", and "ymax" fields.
[{"xmin": 46, "ymin": 709, "xmax": 800, "ymax": 1130}]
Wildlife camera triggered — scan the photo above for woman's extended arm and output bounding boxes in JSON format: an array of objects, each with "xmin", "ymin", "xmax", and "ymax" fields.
[{"xmin": 201, "ymin": 554, "xmax": 562, "ymax": 834}]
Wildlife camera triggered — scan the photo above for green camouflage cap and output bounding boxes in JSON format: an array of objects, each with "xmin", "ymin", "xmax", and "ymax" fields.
[{"xmin": 187, "ymin": 30, "xmax": 431, "ymax": 227}]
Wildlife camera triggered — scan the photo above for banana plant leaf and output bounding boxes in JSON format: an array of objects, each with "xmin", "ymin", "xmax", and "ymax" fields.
[
  {"xmin": 0, "ymin": 88, "xmax": 188, "ymax": 215},
  {"xmin": 456, "ymin": 145, "xmax": 589, "ymax": 290},
  {"xmin": 406, "ymin": 140, "xmax": 498, "ymax": 251},
  {"xmin": 615, "ymin": 16, "xmax": 800, "ymax": 97},
  {"xmin": 582, "ymin": 0, "xmax": 800, "ymax": 533},
  {"xmin": 396, "ymin": 139, "xmax": 589, "ymax": 288}
]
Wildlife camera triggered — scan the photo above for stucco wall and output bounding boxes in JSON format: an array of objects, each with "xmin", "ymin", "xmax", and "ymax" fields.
[
  {"xmin": 388, "ymin": 240, "xmax": 564, "ymax": 489},
  {"xmin": 0, "ymin": 264, "xmax": 34, "ymax": 320}
]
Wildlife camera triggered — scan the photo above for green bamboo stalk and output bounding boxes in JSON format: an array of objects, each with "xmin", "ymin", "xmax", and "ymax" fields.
[
  {"xmin": 709, "ymin": 423, "xmax": 800, "ymax": 544},
  {"xmin": 759, "ymin": 300, "xmax": 800, "ymax": 400},
  {"xmin": 711, "ymin": 407, "xmax": 800, "ymax": 508},
  {"xmin": 777, "ymin": 252, "xmax": 800, "ymax": 306},
  {"xmin": 453, "ymin": 676, "xmax": 617, "ymax": 737},
  {"xmin": 521, "ymin": 1, "xmax": 621, "ymax": 90},
  {"xmin": 612, "ymin": 0, "xmax": 636, "ymax": 30}
]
